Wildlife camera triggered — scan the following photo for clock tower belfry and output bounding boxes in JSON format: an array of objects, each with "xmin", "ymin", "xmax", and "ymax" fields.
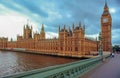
[{"xmin": 101, "ymin": 1, "xmax": 112, "ymax": 52}]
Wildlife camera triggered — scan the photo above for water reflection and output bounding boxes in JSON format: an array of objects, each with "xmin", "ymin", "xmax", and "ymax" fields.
[{"xmin": 0, "ymin": 51, "xmax": 79, "ymax": 77}]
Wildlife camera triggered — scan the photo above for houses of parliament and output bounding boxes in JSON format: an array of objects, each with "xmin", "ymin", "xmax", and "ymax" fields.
[{"xmin": 0, "ymin": 2, "xmax": 112, "ymax": 57}]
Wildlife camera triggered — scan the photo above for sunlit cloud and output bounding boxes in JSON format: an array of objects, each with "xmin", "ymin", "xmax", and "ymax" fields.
[
  {"xmin": 85, "ymin": 34, "xmax": 99, "ymax": 40},
  {"xmin": 109, "ymin": 8, "xmax": 116, "ymax": 14},
  {"xmin": 46, "ymin": 32, "xmax": 58, "ymax": 39}
]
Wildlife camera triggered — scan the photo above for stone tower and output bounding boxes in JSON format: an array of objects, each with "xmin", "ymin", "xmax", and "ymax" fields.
[
  {"xmin": 23, "ymin": 24, "xmax": 32, "ymax": 39},
  {"xmin": 40, "ymin": 24, "xmax": 45, "ymax": 39},
  {"xmin": 101, "ymin": 1, "xmax": 112, "ymax": 52}
]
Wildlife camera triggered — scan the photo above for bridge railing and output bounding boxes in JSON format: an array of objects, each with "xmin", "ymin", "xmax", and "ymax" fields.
[{"xmin": 2, "ymin": 55, "xmax": 110, "ymax": 78}]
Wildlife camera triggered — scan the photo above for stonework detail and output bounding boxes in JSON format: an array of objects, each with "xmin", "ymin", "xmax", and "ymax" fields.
[
  {"xmin": 101, "ymin": 2, "xmax": 112, "ymax": 52},
  {"xmin": 0, "ymin": 23, "xmax": 98, "ymax": 57},
  {"xmin": 0, "ymin": 3, "xmax": 112, "ymax": 57}
]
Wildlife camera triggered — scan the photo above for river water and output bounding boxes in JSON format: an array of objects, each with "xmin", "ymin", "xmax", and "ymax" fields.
[{"xmin": 0, "ymin": 51, "xmax": 80, "ymax": 77}]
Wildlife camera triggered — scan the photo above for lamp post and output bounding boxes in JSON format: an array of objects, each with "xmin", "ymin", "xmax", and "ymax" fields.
[
  {"xmin": 98, "ymin": 32, "xmax": 105, "ymax": 62},
  {"xmin": 99, "ymin": 32, "xmax": 103, "ymax": 57}
]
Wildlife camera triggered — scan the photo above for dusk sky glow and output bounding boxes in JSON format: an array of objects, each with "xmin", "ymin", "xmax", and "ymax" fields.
[{"xmin": 0, "ymin": 0, "xmax": 120, "ymax": 45}]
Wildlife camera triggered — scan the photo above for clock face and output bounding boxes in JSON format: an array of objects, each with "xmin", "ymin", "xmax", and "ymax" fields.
[{"xmin": 103, "ymin": 18, "xmax": 108, "ymax": 23}]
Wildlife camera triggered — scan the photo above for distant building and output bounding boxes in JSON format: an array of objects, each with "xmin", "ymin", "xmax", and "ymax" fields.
[{"xmin": 0, "ymin": 2, "xmax": 112, "ymax": 56}]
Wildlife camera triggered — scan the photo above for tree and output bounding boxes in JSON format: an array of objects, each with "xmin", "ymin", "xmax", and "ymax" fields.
[{"xmin": 112, "ymin": 45, "xmax": 120, "ymax": 52}]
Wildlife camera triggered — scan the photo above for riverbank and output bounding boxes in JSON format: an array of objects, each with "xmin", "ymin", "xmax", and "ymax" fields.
[{"xmin": 0, "ymin": 49, "xmax": 89, "ymax": 59}]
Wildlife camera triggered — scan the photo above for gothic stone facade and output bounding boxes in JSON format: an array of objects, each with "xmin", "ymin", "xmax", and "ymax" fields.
[
  {"xmin": 0, "ymin": 23, "xmax": 98, "ymax": 56},
  {"xmin": 0, "ymin": 3, "xmax": 112, "ymax": 56},
  {"xmin": 101, "ymin": 2, "xmax": 112, "ymax": 52}
]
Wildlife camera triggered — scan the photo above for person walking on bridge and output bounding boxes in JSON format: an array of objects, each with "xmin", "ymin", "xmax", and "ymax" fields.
[{"xmin": 111, "ymin": 52, "xmax": 115, "ymax": 58}]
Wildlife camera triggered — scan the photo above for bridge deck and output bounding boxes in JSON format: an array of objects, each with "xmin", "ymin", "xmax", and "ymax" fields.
[{"xmin": 81, "ymin": 54, "xmax": 120, "ymax": 78}]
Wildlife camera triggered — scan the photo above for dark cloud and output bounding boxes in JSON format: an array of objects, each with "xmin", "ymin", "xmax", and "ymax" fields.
[
  {"xmin": 0, "ymin": 0, "xmax": 23, "ymax": 13},
  {"xmin": 14, "ymin": 0, "xmax": 48, "ymax": 17},
  {"xmin": 0, "ymin": 0, "xmax": 48, "ymax": 17},
  {"xmin": 0, "ymin": 0, "xmax": 120, "ymax": 45}
]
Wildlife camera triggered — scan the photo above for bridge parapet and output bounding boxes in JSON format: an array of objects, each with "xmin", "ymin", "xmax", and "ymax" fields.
[{"xmin": 2, "ymin": 55, "xmax": 110, "ymax": 78}]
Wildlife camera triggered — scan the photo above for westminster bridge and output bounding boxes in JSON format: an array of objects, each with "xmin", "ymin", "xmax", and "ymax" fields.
[{"xmin": 1, "ymin": 50, "xmax": 119, "ymax": 78}]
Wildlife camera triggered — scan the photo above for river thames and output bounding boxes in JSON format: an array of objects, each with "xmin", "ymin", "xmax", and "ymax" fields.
[{"xmin": 0, "ymin": 51, "xmax": 80, "ymax": 77}]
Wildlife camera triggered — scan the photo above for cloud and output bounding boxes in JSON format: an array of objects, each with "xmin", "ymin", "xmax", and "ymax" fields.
[
  {"xmin": 110, "ymin": 8, "xmax": 116, "ymax": 14},
  {"xmin": 0, "ymin": 0, "xmax": 48, "ymax": 17},
  {"xmin": 0, "ymin": 15, "xmax": 25, "ymax": 40},
  {"xmin": 112, "ymin": 29, "xmax": 120, "ymax": 45},
  {"xmin": 0, "ymin": 0, "xmax": 119, "ymax": 45},
  {"xmin": 46, "ymin": 32, "xmax": 58, "ymax": 39},
  {"xmin": 85, "ymin": 34, "xmax": 100, "ymax": 42},
  {"xmin": 0, "ymin": 4, "xmax": 38, "ymax": 41}
]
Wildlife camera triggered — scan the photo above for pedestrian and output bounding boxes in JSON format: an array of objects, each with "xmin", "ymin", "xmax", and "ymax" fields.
[{"xmin": 111, "ymin": 52, "xmax": 114, "ymax": 58}]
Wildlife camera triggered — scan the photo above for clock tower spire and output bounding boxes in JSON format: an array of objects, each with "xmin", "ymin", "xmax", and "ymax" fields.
[{"xmin": 101, "ymin": 0, "xmax": 112, "ymax": 52}]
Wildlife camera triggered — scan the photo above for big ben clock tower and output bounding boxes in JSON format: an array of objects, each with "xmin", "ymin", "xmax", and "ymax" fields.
[{"xmin": 101, "ymin": 1, "xmax": 112, "ymax": 52}]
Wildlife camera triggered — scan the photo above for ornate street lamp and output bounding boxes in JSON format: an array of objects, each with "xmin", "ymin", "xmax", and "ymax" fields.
[{"xmin": 98, "ymin": 32, "xmax": 103, "ymax": 57}]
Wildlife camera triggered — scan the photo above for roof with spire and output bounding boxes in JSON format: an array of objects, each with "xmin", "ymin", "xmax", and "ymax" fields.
[
  {"xmin": 104, "ymin": 0, "xmax": 108, "ymax": 8},
  {"xmin": 103, "ymin": 0, "xmax": 110, "ymax": 15},
  {"xmin": 68, "ymin": 27, "xmax": 72, "ymax": 36},
  {"xmin": 24, "ymin": 19, "xmax": 33, "ymax": 30},
  {"xmin": 41, "ymin": 23, "xmax": 45, "ymax": 32}
]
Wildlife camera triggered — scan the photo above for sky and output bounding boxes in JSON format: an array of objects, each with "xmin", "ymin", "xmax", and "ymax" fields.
[{"xmin": 0, "ymin": 0, "xmax": 119, "ymax": 45}]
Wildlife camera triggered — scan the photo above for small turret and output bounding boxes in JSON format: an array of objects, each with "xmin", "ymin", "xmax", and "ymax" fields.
[
  {"xmin": 64, "ymin": 25, "xmax": 66, "ymax": 30},
  {"xmin": 68, "ymin": 26, "xmax": 70, "ymax": 32},
  {"xmin": 41, "ymin": 23, "xmax": 44, "ymax": 32},
  {"xmin": 69, "ymin": 26, "xmax": 72, "ymax": 36},
  {"xmin": 59, "ymin": 25, "xmax": 60, "ymax": 32},
  {"xmin": 79, "ymin": 22, "xmax": 81, "ymax": 27},
  {"xmin": 72, "ymin": 23, "xmax": 74, "ymax": 32},
  {"xmin": 83, "ymin": 24, "xmax": 85, "ymax": 31},
  {"xmin": 40, "ymin": 23, "xmax": 45, "ymax": 40}
]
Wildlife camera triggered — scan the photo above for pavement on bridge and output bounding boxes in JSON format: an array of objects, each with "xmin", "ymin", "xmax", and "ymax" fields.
[{"xmin": 81, "ymin": 54, "xmax": 120, "ymax": 78}]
